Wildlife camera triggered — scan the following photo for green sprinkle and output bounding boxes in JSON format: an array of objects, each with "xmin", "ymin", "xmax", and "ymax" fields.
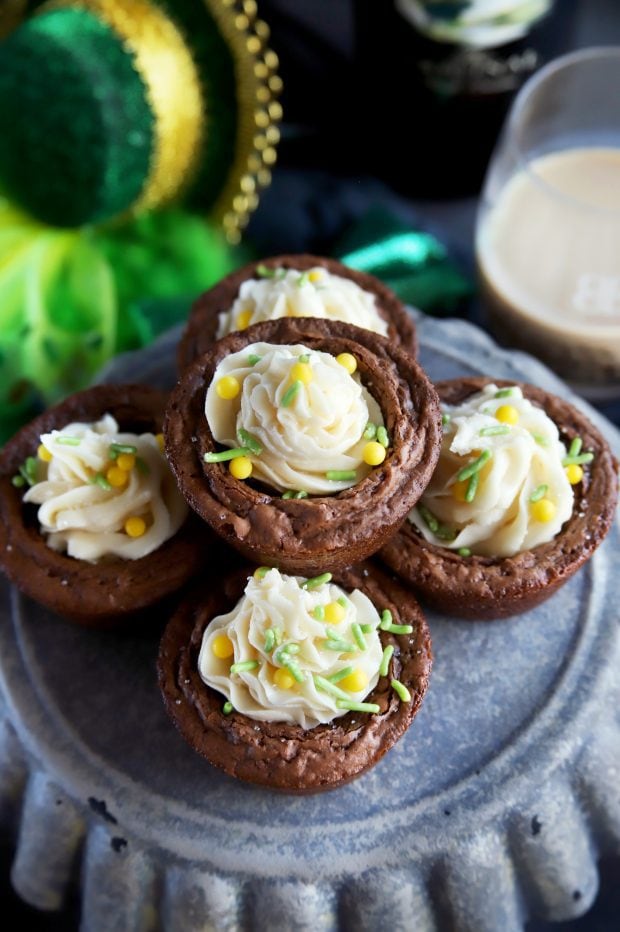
[
  {"xmin": 379, "ymin": 645, "xmax": 394, "ymax": 677},
  {"xmin": 383, "ymin": 623, "xmax": 414, "ymax": 635},
  {"xmin": 294, "ymin": 490, "xmax": 308, "ymax": 499},
  {"xmin": 569, "ymin": 437, "xmax": 583, "ymax": 457},
  {"xmin": 376, "ymin": 425, "xmax": 389, "ymax": 448},
  {"xmin": 256, "ymin": 263, "xmax": 280, "ymax": 278},
  {"xmin": 264, "ymin": 629, "xmax": 275, "ymax": 653},
  {"xmin": 419, "ymin": 505, "xmax": 439, "ymax": 533},
  {"xmin": 465, "ymin": 472, "xmax": 479, "ymax": 503},
  {"xmin": 223, "ymin": 701, "xmax": 233, "ymax": 715},
  {"xmin": 360, "ymin": 623, "xmax": 376, "ymax": 633},
  {"xmin": 380, "ymin": 609, "xmax": 393, "ymax": 630},
  {"xmin": 299, "ymin": 354, "xmax": 310, "ymax": 363},
  {"xmin": 283, "ymin": 659, "xmax": 305, "ymax": 683},
  {"xmin": 336, "ymin": 700, "xmax": 380, "ymax": 714},
  {"xmin": 326, "ymin": 470, "xmax": 356, "ymax": 481},
  {"xmin": 529, "ymin": 484, "xmax": 548, "ymax": 503},
  {"xmin": 281, "ymin": 380, "xmax": 302, "ymax": 407},
  {"xmin": 313, "ymin": 674, "xmax": 349, "ymax": 700},
  {"xmin": 441, "ymin": 413, "xmax": 451, "ymax": 426},
  {"xmin": 391, "ymin": 679, "xmax": 411, "ymax": 702},
  {"xmin": 352, "ymin": 623, "xmax": 367, "ymax": 651},
  {"xmin": 89, "ymin": 472, "xmax": 112, "ymax": 491},
  {"xmin": 283, "ymin": 643, "xmax": 300, "ymax": 655},
  {"xmin": 282, "ymin": 490, "xmax": 295, "ymax": 499},
  {"xmin": 363, "ymin": 422, "xmax": 377, "ymax": 440},
  {"xmin": 562, "ymin": 452, "xmax": 594, "ymax": 466},
  {"xmin": 204, "ymin": 447, "xmax": 250, "ymax": 463},
  {"xmin": 135, "ymin": 456, "xmax": 149, "ymax": 475},
  {"xmin": 54, "ymin": 436, "xmax": 81, "ymax": 446},
  {"xmin": 297, "ymin": 271, "xmax": 311, "ymax": 287},
  {"xmin": 328, "ymin": 666, "xmax": 355, "ymax": 683},
  {"xmin": 337, "ymin": 596, "xmax": 348, "ymax": 608},
  {"xmin": 283, "ymin": 489, "xmax": 307, "ymax": 500},
  {"xmin": 479, "ymin": 425, "xmax": 510, "ymax": 437},
  {"xmin": 457, "ymin": 449, "xmax": 492, "ymax": 482},
  {"xmin": 230, "ymin": 660, "xmax": 259, "ymax": 674},
  {"xmin": 273, "ymin": 628, "xmax": 283, "ymax": 646},
  {"xmin": 11, "ymin": 475, "xmax": 25, "ymax": 488},
  {"xmin": 495, "ymin": 388, "xmax": 515, "ymax": 398},
  {"xmin": 435, "ymin": 524, "xmax": 457, "ymax": 541},
  {"xmin": 458, "ymin": 547, "xmax": 471, "ymax": 557},
  {"xmin": 302, "ymin": 572, "xmax": 332, "ymax": 590},
  {"xmin": 248, "ymin": 354, "xmax": 262, "ymax": 366},
  {"xmin": 109, "ymin": 442, "xmax": 137, "ymax": 456},
  {"xmin": 237, "ymin": 429, "xmax": 262, "ymax": 455},
  {"xmin": 254, "ymin": 566, "xmax": 270, "ymax": 579},
  {"xmin": 532, "ymin": 434, "xmax": 549, "ymax": 446},
  {"xmin": 324, "ymin": 639, "xmax": 357, "ymax": 653},
  {"xmin": 313, "ymin": 605, "xmax": 325, "ymax": 621}
]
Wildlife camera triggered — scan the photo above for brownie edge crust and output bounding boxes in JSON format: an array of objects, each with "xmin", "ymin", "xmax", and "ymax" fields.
[{"xmin": 158, "ymin": 563, "xmax": 432, "ymax": 793}]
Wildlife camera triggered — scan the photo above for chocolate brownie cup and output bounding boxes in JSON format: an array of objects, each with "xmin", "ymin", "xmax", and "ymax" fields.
[
  {"xmin": 0, "ymin": 384, "xmax": 210, "ymax": 626},
  {"xmin": 177, "ymin": 254, "xmax": 417, "ymax": 371},
  {"xmin": 165, "ymin": 318, "xmax": 442, "ymax": 575},
  {"xmin": 158, "ymin": 562, "xmax": 432, "ymax": 792},
  {"xmin": 380, "ymin": 378, "xmax": 619, "ymax": 619}
]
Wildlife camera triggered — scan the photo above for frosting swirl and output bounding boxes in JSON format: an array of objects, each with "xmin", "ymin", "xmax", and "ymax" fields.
[
  {"xmin": 198, "ymin": 568, "xmax": 383, "ymax": 728},
  {"xmin": 215, "ymin": 267, "xmax": 389, "ymax": 339},
  {"xmin": 205, "ymin": 342, "xmax": 384, "ymax": 493},
  {"xmin": 23, "ymin": 415, "xmax": 188, "ymax": 562},
  {"xmin": 409, "ymin": 384, "xmax": 573, "ymax": 557}
]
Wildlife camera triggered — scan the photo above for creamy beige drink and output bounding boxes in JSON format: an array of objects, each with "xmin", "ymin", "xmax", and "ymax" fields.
[{"xmin": 477, "ymin": 147, "xmax": 620, "ymax": 395}]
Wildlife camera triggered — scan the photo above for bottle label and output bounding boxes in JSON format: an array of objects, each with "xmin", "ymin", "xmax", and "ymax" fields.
[{"xmin": 396, "ymin": 0, "xmax": 553, "ymax": 50}]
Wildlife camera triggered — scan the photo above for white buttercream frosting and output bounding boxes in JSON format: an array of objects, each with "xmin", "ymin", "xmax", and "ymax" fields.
[
  {"xmin": 215, "ymin": 267, "xmax": 389, "ymax": 338},
  {"xmin": 396, "ymin": 0, "xmax": 552, "ymax": 49},
  {"xmin": 205, "ymin": 342, "xmax": 384, "ymax": 494},
  {"xmin": 409, "ymin": 384, "xmax": 574, "ymax": 557},
  {"xmin": 23, "ymin": 415, "xmax": 188, "ymax": 562},
  {"xmin": 198, "ymin": 568, "xmax": 383, "ymax": 728}
]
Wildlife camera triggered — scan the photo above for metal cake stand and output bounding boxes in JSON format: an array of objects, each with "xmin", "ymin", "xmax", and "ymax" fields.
[{"xmin": 1, "ymin": 313, "xmax": 619, "ymax": 931}]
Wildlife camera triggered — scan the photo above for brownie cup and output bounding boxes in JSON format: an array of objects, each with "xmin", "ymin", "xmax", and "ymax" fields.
[
  {"xmin": 380, "ymin": 378, "xmax": 619, "ymax": 619},
  {"xmin": 158, "ymin": 562, "xmax": 432, "ymax": 793},
  {"xmin": 177, "ymin": 254, "xmax": 417, "ymax": 372},
  {"xmin": 165, "ymin": 318, "xmax": 442, "ymax": 575},
  {"xmin": 0, "ymin": 384, "xmax": 210, "ymax": 627}
]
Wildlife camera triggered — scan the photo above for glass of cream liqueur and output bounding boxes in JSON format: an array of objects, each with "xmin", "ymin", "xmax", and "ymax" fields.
[{"xmin": 476, "ymin": 47, "xmax": 620, "ymax": 402}]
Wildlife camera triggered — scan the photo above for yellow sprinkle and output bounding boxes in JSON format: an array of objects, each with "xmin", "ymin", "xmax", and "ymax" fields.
[
  {"xmin": 336, "ymin": 352, "xmax": 357, "ymax": 374},
  {"xmin": 216, "ymin": 376, "xmax": 240, "ymax": 400},
  {"xmin": 496, "ymin": 404, "xmax": 519, "ymax": 425},
  {"xmin": 308, "ymin": 269, "xmax": 324, "ymax": 282},
  {"xmin": 565, "ymin": 464, "xmax": 583, "ymax": 485},
  {"xmin": 362, "ymin": 441, "xmax": 386, "ymax": 466},
  {"xmin": 290, "ymin": 361, "xmax": 313, "ymax": 384},
  {"xmin": 274, "ymin": 668, "xmax": 295, "ymax": 690},
  {"xmin": 37, "ymin": 444, "xmax": 52, "ymax": 463},
  {"xmin": 324, "ymin": 601, "xmax": 346, "ymax": 624},
  {"xmin": 116, "ymin": 453, "xmax": 136, "ymax": 472},
  {"xmin": 236, "ymin": 308, "xmax": 253, "ymax": 330},
  {"xmin": 124, "ymin": 516, "xmax": 146, "ymax": 538},
  {"xmin": 155, "ymin": 433, "xmax": 165, "ymax": 452},
  {"xmin": 531, "ymin": 498, "xmax": 556, "ymax": 523},
  {"xmin": 452, "ymin": 479, "xmax": 469, "ymax": 502},
  {"xmin": 106, "ymin": 466, "xmax": 129, "ymax": 488},
  {"xmin": 339, "ymin": 669, "xmax": 368, "ymax": 692},
  {"xmin": 212, "ymin": 634, "xmax": 234, "ymax": 659},
  {"xmin": 229, "ymin": 456, "xmax": 252, "ymax": 480}
]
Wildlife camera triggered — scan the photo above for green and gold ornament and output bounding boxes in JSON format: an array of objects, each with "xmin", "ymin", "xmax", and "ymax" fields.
[{"xmin": 0, "ymin": 0, "xmax": 282, "ymax": 441}]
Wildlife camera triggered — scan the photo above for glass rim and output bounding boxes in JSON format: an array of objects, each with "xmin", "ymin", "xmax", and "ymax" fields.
[{"xmin": 504, "ymin": 46, "xmax": 620, "ymax": 216}]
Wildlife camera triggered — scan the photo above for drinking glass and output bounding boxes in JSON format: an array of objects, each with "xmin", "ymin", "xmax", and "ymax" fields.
[{"xmin": 476, "ymin": 47, "xmax": 620, "ymax": 401}]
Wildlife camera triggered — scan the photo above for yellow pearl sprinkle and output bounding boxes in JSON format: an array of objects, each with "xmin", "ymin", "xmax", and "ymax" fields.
[
  {"xmin": 211, "ymin": 634, "xmax": 234, "ymax": 659},
  {"xmin": 565, "ymin": 464, "xmax": 584, "ymax": 485},
  {"xmin": 274, "ymin": 668, "xmax": 295, "ymax": 690},
  {"xmin": 216, "ymin": 376, "xmax": 240, "ymax": 400},
  {"xmin": 236, "ymin": 308, "xmax": 253, "ymax": 330},
  {"xmin": 339, "ymin": 669, "xmax": 368, "ymax": 692},
  {"xmin": 124, "ymin": 516, "xmax": 146, "ymax": 538},
  {"xmin": 155, "ymin": 433, "xmax": 165, "ymax": 452},
  {"xmin": 324, "ymin": 601, "xmax": 346, "ymax": 624},
  {"xmin": 37, "ymin": 444, "xmax": 52, "ymax": 463},
  {"xmin": 308, "ymin": 269, "xmax": 324, "ymax": 282},
  {"xmin": 229, "ymin": 456, "xmax": 252, "ymax": 480},
  {"xmin": 362, "ymin": 441, "xmax": 386, "ymax": 466},
  {"xmin": 290, "ymin": 361, "xmax": 313, "ymax": 384},
  {"xmin": 336, "ymin": 352, "xmax": 357, "ymax": 374},
  {"xmin": 116, "ymin": 453, "xmax": 136, "ymax": 472},
  {"xmin": 106, "ymin": 466, "xmax": 129, "ymax": 488},
  {"xmin": 496, "ymin": 404, "xmax": 519, "ymax": 425},
  {"xmin": 531, "ymin": 498, "xmax": 556, "ymax": 523}
]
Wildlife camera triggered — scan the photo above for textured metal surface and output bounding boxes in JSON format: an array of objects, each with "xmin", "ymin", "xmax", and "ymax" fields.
[{"xmin": 1, "ymin": 313, "xmax": 619, "ymax": 931}]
